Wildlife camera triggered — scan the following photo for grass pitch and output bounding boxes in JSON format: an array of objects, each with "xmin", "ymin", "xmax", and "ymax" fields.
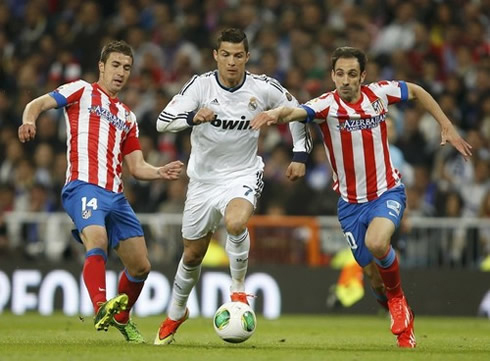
[{"xmin": 0, "ymin": 313, "xmax": 489, "ymax": 361}]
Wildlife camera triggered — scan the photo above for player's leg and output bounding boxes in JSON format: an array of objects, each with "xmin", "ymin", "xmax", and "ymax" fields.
[
  {"xmin": 111, "ymin": 236, "xmax": 148, "ymax": 343},
  {"xmin": 61, "ymin": 181, "xmax": 126, "ymax": 331},
  {"xmin": 155, "ymin": 179, "xmax": 219, "ymax": 345},
  {"xmin": 221, "ymin": 172, "xmax": 262, "ymax": 304},
  {"xmin": 100, "ymin": 194, "xmax": 149, "ymax": 342},
  {"xmin": 363, "ymin": 261, "xmax": 388, "ymax": 310},
  {"xmin": 79, "ymin": 225, "xmax": 111, "ymax": 317},
  {"xmin": 154, "ymin": 233, "xmax": 212, "ymax": 345},
  {"xmin": 224, "ymin": 197, "xmax": 254, "ymax": 303},
  {"xmin": 365, "ymin": 186, "xmax": 415, "ymax": 347}
]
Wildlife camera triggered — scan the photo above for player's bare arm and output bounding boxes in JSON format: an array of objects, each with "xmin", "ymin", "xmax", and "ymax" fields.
[
  {"xmin": 193, "ymin": 107, "xmax": 215, "ymax": 124},
  {"xmin": 251, "ymin": 107, "xmax": 308, "ymax": 130},
  {"xmin": 18, "ymin": 94, "xmax": 58, "ymax": 143},
  {"xmin": 124, "ymin": 150, "xmax": 184, "ymax": 181},
  {"xmin": 406, "ymin": 82, "xmax": 473, "ymax": 160}
]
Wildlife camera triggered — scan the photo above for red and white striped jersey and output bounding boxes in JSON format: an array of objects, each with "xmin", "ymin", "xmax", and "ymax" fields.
[
  {"xmin": 302, "ymin": 80, "xmax": 409, "ymax": 203},
  {"xmin": 49, "ymin": 80, "xmax": 141, "ymax": 193}
]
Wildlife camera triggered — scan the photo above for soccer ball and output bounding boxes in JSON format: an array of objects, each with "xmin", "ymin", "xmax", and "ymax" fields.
[{"xmin": 213, "ymin": 301, "xmax": 257, "ymax": 343}]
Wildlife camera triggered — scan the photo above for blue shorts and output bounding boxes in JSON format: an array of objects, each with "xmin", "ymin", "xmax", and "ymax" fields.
[
  {"xmin": 61, "ymin": 180, "xmax": 143, "ymax": 249},
  {"xmin": 337, "ymin": 185, "xmax": 406, "ymax": 267}
]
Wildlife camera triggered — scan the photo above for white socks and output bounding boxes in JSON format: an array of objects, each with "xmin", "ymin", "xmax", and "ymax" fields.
[
  {"xmin": 168, "ymin": 257, "xmax": 201, "ymax": 321},
  {"xmin": 226, "ymin": 229, "xmax": 250, "ymax": 293}
]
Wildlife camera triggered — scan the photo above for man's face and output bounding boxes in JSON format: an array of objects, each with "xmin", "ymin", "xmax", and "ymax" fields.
[
  {"xmin": 331, "ymin": 57, "xmax": 365, "ymax": 103},
  {"xmin": 213, "ymin": 41, "xmax": 249, "ymax": 88},
  {"xmin": 98, "ymin": 52, "xmax": 132, "ymax": 96}
]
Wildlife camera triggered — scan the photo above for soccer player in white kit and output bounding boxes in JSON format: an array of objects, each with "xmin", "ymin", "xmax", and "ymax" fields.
[
  {"xmin": 251, "ymin": 47, "xmax": 472, "ymax": 348},
  {"xmin": 154, "ymin": 28, "xmax": 311, "ymax": 345}
]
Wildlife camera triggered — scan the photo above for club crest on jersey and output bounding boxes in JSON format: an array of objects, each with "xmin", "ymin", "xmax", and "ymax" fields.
[
  {"xmin": 371, "ymin": 99, "xmax": 385, "ymax": 114},
  {"xmin": 248, "ymin": 97, "xmax": 258, "ymax": 111},
  {"xmin": 285, "ymin": 92, "xmax": 293, "ymax": 101},
  {"xmin": 82, "ymin": 209, "xmax": 92, "ymax": 220}
]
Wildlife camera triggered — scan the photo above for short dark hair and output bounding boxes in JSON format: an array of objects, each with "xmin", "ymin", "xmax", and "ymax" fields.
[
  {"xmin": 216, "ymin": 28, "xmax": 249, "ymax": 53},
  {"xmin": 331, "ymin": 47, "xmax": 367, "ymax": 73},
  {"xmin": 99, "ymin": 40, "xmax": 134, "ymax": 64}
]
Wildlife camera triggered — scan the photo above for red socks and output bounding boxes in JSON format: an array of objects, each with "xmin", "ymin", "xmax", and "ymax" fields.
[
  {"xmin": 375, "ymin": 247, "xmax": 403, "ymax": 299},
  {"xmin": 83, "ymin": 250, "xmax": 107, "ymax": 313},
  {"xmin": 114, "ymin": 270, "xmax": 145, "ymax": 324},
  {"xmin": 83, "ymin": 249, "xmax": 146, "ymax": 322}
]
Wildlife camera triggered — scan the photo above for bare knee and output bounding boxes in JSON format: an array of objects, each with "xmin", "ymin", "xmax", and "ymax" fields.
[
  {"xmin": 128, "ymin": 259, "xmax": 151, "ymax": 279},
  {"xmin": 366, "ymin": 239, "xmax": 389, "ymax": 257},
  {"xmin": 224, "ymin": 217, "xmax": 246, "ymax": 236}
]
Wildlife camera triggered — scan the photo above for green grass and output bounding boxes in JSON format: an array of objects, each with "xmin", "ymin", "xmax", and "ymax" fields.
[{"xmin": 1, "ymin": 313, "xmax": 489, "ymax": 361}]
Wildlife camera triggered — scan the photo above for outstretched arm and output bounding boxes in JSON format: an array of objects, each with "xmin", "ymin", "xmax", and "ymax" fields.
[
  {"xmin": 407, "ymin": 82, "xmax": 472, "ymax": 160},
  {"xmin": 250, "ymin": 107, "xmax": 308, "ymax": 130},
  {"xmin": 18, "ymin": 94, "xmax": 58, "ymax": 143},
  {"xmin": 124, "ymin": 150, "xmax": 184, "ymax": 181}
]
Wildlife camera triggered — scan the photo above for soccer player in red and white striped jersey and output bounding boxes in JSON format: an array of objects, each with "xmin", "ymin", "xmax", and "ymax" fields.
[
  {"xmin": 252, "ymin": 46, "xmax": 472, "ymax": 348},
  {"xmin": 18, "ymin": 40, "xmax": 184, "ymax": 342}
]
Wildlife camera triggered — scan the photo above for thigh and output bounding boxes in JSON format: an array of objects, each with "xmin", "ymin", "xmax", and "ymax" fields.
[
  {"xmin": 116, "ymin": 236, "xmax": 149, "ymax": 271},
  {"xmin": 337, "ymin": 200, "xmax": 373, "ymax": 267},
  {"xmin": 219, "ymin": 171, "xmax": 264, "ymax": 213},
  {"xmin": 368, "ymin": 185, "xmax": 407, "ymax": 229},
  {"xmin": 182, "ymin": 180, "xmax": 222, "ymax": 240},
  {"xmin": 62, "ymin": 180, "xmax": 110, "ymax": 233},
  {"xmin": 107, "ymin": 194, "xmax": 144, "ymax": 249},
  {"xmin": 224, "ymin": 198, "xmax": 254, "ymax": 229}
]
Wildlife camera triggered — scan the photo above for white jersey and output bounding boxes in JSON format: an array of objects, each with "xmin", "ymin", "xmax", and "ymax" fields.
[{"xmin": 157, "ymin": 71, "xmax": 311, "ymax": 183}]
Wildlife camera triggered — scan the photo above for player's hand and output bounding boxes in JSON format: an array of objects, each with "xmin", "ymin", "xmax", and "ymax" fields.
[
  {"xmin": 158, "ymin": 161, "xmax": 184, "ymax": 180},
  {"xmin": 440, "ymin": 124, "xmax": 472, "ymax": 161},
  {"xmin": 286, "ymin": 162, "xmax": 306, "ymax": 181},
  {"xmin": 193, "ymin": 108, "xmax": 215, "ymax": 125},
  {"xmin": 18, "ymin": 124, "xmax": 36, "ymax": 143},
  {"xmin": 251, "ymin": 110, "xmax": 280, "ymax": 130}
]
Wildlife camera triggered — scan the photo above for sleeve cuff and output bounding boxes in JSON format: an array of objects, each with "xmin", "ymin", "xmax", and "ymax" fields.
[
  {"xmin": 292, "ymin": 152, "xmax": 309, "ymax": 163},
  {"xmin": 186, "ymin": 111, "xmax": 196, "ymax": 126}
]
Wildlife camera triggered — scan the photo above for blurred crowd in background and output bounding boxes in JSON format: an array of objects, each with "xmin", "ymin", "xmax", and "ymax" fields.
[{"xmin": 0, "ymin": 0, "xmax": 489, "ymax": 264}]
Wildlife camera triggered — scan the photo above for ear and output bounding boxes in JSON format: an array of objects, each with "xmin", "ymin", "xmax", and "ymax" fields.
[
  {"xmin": 331, "ymin": 69, "xmax": 335, "ymax": 83},
  {"xmin": 245, "ymin": 51, "xmax": 250, "ymax": 63},
  {"xmin": 360, "ymin": 70, "xmax": 366, "ymax": 83},
  {"xmin": 213, "ymin": 49, "xmax": 218, "ymax": 62},
  {"xmin": 98, "ymin": 61, "xmax": 104, "ymax": 74}
]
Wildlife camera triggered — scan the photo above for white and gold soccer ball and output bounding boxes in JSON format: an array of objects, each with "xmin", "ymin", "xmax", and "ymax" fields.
[{"xmin": 213, "ymin": 301, "xmax": 257, "ymax": 343}]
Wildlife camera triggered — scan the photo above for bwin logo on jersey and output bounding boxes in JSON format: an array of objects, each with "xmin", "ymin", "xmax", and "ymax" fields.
[
  {"xmin": 211, "ymin": 116, "xmax": 251, "ymax": 130},
  {"xmin": 248, "ymin": 97, "xmax": 258, "ymax": 111}
]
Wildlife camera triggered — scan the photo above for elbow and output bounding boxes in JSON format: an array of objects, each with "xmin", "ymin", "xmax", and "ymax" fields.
[
  {"xmin": 157, "ymin": 119, "xmax": 179, "ymax": 133},
  {"xmin": 156, "ymin": 120, "xmax": 167, "ymax": 132}
]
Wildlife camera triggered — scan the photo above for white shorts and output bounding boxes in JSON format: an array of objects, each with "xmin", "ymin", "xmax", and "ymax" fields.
[{"xmin": 182, "ymin": 171, "xmax": 264, "ymax": 240}]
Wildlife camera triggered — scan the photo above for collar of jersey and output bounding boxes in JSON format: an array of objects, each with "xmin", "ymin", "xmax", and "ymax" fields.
[
  {"xmin": 214, "ymin": 71, "xmax": 246, "ymax": 92},
  {"xmin": 93, "ymin": 82, "xmax": 120, "ymax": 102}
]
